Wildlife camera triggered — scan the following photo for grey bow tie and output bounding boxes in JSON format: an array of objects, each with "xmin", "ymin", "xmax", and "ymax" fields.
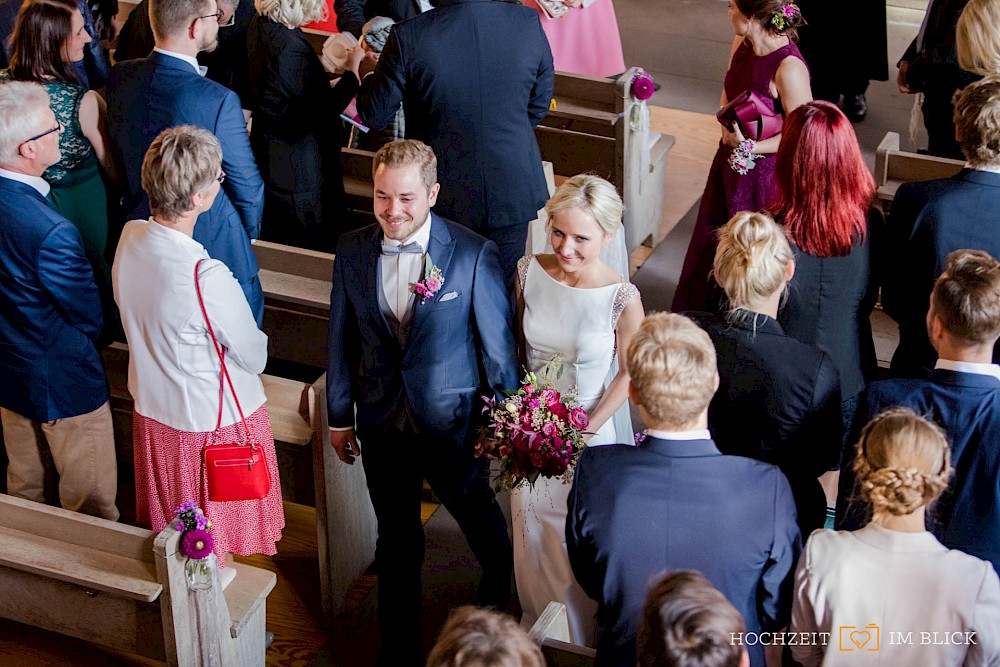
[{"xmin": 381, "ymin": 241, "xmax": 423, "ymax": 255}]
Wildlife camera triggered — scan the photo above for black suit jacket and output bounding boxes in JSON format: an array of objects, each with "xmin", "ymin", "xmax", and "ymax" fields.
[
  {"xmin": 357, "ymin": 0, "xmax": 554, "ymax": 230},
  {"xmin": 836, "ymin": 369, "xmax": 1000, "ymax": 575},
  {"xmin": 334, "ymin": 0, "xmax": 422, "ymax": 37},
  {"xmin": 883, "ymin": 169, "xmax": 1000, "ymax": 378},
  {"xmin": 688, "ymin": 312, "xmax": 843, "ymax": 535},
  {"xmin": 566, "ymin": 438, "xmax": 800, "ymax": 667}
]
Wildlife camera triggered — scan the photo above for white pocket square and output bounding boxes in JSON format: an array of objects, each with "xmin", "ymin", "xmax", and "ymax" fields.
[{"xmin": 439, "ymin": 291, "xmax": 459, "ymax": 302}]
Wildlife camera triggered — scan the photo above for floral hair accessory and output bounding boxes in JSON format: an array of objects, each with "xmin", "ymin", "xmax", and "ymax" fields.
[
  {"xmin": 413, "ymin": 255, "xmax": 444, "ymax": 304},
  {"xmin": 770, "ymin": 2, "xmax": 799, "ymax": 31},
  {"xmin": 728, "ymin": 138, "xmax": 758, "ymax": 175},
  {"xmin": 631, "ymin": 68, "xmax": 655, "ymax": 102}
]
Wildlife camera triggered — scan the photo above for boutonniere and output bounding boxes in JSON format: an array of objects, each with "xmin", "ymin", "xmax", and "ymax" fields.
[{"xmin": 413, "ymin": 256, "xmax": 444, "ymax": 304}]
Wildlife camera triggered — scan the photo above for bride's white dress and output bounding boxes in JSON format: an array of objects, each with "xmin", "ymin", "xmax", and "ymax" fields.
[{"xmin": 511, "ymin": 255, "xmax": 639, "ymax": 645}]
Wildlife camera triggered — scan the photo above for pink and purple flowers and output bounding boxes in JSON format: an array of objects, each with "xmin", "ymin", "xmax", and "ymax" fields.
[
  {"xmin": 631, "ymin": 68, "xmax": 655, "ymax": 102},
  {"xmin": 413, "ymin": 256, "xmax": 444, "ymax": 304},
  {"xmin": 173, "ymin": 500, "xmax": 214, "ymax": 560},
  {"xmin": 483, "ymin": 362, "xmax": 590, "ymax": 490}
]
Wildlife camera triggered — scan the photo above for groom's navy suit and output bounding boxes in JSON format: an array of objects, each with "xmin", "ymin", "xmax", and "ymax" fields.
[{"xmin": 327, "ymin": 212, "xmax": 518, "ymax": 662}]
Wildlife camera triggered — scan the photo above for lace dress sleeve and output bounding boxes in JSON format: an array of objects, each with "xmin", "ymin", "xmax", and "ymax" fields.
[
  {"xmin": 516, "ymin": 255, "xmax": 533, "ymax": 292},
  {"xmin": 612, "ymin": 282, "xmax": 640, "ymax": 329}
]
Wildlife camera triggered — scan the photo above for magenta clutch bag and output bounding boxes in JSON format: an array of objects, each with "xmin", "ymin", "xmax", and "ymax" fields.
[{"xmin": 716, "ymin": 90, "xmax": 783, "ymax": 142}]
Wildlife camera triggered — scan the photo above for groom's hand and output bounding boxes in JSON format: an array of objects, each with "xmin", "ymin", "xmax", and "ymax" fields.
[
  {"xmin": 474, "ymin": 434, "xmax": 497, "ymax": 460},
  {"xmin": 330, "ymin": 428, "xmax": 361, "ymax": 464}
]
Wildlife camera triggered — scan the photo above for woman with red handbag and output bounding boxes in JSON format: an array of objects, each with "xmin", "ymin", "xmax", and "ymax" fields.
[
  {"xmin": 672, "ymin": 0, "xmax": 812, "ymax": 313},
  {"xmin": 112, "ymin": 126, "xmax": 284, "ymax": 568}
]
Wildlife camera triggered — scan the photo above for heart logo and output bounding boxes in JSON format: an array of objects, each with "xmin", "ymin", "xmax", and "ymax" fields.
[{"xmin": 850, "ymin": 631, "xmax": 871, "ymax": 649}]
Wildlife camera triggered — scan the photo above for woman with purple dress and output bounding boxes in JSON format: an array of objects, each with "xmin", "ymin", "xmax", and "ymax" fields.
[{"xmin": 672, "ymin": 0, "xmax": 812, "ymax": 312}]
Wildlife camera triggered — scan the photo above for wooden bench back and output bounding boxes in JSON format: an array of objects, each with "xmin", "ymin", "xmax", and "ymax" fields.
[
  {"xmin": 874, "ymin": 132, "xmax": 964, "ymax": 212},
  {"xmin": 529, "ymin": 601, "xmax": 597, "ymax": 667}
]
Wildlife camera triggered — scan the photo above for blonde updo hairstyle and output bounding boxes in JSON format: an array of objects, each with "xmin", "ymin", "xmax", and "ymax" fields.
[
  {"xmin": 957, "ymin": 0, "xmax": 1000, "ymax": 76},
  {"xmin": 545, "ymin": 174, "xmax": 624, "ymax": 239},
  {"xmin": 255, "ymin": 0, "xmax": 326, "ymax": 28},
  {"xmin": 713, "ymin": 211, "xmax": 793, "ymax": 311},
  {"xmin": 853, "ymin": 408, "xmax": 953, "ymax": 523}
]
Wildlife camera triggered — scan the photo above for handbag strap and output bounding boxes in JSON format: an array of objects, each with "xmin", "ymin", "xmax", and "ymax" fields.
[{"xmin": 194, "ymin": 259, "xmax": 254, "ymax": 444}]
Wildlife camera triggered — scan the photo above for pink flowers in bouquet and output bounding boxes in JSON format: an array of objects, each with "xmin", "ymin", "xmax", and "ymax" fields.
[{"xmin": 482, "ymin": 365, "xmax": 590, "ymax": 490}]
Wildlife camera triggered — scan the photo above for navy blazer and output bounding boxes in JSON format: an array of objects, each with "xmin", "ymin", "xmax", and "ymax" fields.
[
  {"xmin": 0, "ymin": 177, "xmax": 107, "ymax": 422},
  {"xmin": 333, "ymin": 0, "xmax": 422, "ymax": 37},
  {"xmin": 566, "ymin": 438, "xmax": 801, "ymax": 667},
  {"xmin": 836, "ymin": 369, "xmax": 1000, "ymax": 573},
  {"xmin": 106, "ymin": 52, "xmax": 265, "ymax": 319},
  {"xmin": 357, "ymin": 0, "xmax": 554, "ymax": 229},
  {"xmin": 883, "ymin": 169, "xmax": 1000, "ymax": 377},
  {"xmin": 326, "ymin": 213, "xmax": 518, "ymax": 449}
]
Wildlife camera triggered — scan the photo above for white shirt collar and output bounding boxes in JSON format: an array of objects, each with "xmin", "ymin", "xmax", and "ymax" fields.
[
  {"xmin": 966, "ymin": 161, "xmax": 1000, "ymax": 174},
  {"xmin": 153, "ymin": 47, "xmax": 208, "ymax": 76},
  {"xmin": 383, "ymin": 212, "xmax": 432, "ymax": 250},
  {"xmin": 935, "ymin": 358, "xmax": 1000, "ymax": 380},
  {"xmin": 0, "ymin": 167, "xmax": 50, "ymax": 197},
  {"xmin": 646, "ymin": 428, "xmax": 712, "ymax": 441}
]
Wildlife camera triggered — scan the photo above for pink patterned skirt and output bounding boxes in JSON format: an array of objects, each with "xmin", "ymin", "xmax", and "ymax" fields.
[
  {"xmin": 133, "ymin": 405, "xmax": 285, "ymax": 567},
  {"xmin": 528, "ymin": 0, "xmax": 626, "ymax": 77}
]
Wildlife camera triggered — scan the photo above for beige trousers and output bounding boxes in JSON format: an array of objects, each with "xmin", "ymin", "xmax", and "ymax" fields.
[{"xmin": 1, "ymin": 402, "xmax": 119, "ymax": 521}]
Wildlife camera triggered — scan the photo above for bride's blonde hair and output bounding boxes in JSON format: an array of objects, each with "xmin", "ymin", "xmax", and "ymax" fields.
[{"xmin": 545, "ymin": 174, "xmax": 624, "ymax": 237}]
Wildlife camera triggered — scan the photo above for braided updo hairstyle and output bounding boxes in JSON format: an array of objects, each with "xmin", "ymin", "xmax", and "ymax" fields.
[
  {"xmin": 853, "ymin": 408, "xmax": 953, "ymax": 522},
  {"xmin": 734, "ymin": 0, "xmax": 805, "ymax": 40},
  {"xmin": 713, "ymin": 211, "xmax": 793, "ymax": 311}
]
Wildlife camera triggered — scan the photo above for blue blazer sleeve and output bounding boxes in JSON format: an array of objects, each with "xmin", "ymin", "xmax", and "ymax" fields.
[
  {"xmin": 565, "ymin": 450, "xmax": 602, "ymax": 602},
  {"xmin": 217, "ymin": 90, "xmax": 264, "ymax": 240},
  {"xmin": 326, "ymin": 248, "xmax": 360, "ymax": 428},
  {"xmin": 527, "ymin": 15, "xmax": 554, "ymax": 128},
  {"xmin": 759, "ymin": 472, "xmax": 801, "ymax": 630},
  {"xmin": 357, "ymin": 27, "xmax": 406, "ymax": 132},
  {"xmin": 471, "ymin": 240, "xmax": 519, "ymax": 399},
  {"xmin": 38, "ymin": 223, "xmax": 103, "ymax": 340},
  {"xmin": 881, "ymin": 182, "xmax": 927, "ymax": 325}
]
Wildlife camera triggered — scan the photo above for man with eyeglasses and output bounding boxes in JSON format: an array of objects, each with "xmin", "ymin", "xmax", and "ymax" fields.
[
  {"xmin": 0, "ymin": 81, "xmax": 119, "ymax": 521},
  {"xmin": 107, "ymin": 0, "xmax": 265, "ymax": 324}
]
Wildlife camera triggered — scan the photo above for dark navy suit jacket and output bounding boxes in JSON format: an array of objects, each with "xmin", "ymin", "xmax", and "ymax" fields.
[
  {"xmin": 326, "ymin": 213, "xmax": 518, "ymax": 449},
  {"xmin": 883, "ymin": 169, "xmax": 1000, "ymax": 377},
  {"xmin": 0, "ymin": 176, "xmax": 107, "ymax": 422},
  {"xmin": 566, "ymin": 437, "xmax": 801, "ymax": 667},
  {"xmin": 357, "ymin": 0, "xmax": 554, "ymax": 230},
  {"xmin": 836, "ymin": 368, "xmax": 1000, "ymax": 574},
  {"xmin": 106, "ymin": 52, "xmax": 265, "ymax": 321},
  {"xmin": 333, "ymin": 0, "xmax": 422, "ymax": 37}
]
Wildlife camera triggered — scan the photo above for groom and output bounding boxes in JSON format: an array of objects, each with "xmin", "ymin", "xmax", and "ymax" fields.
[{"xmin": 327, "ymin": 139, "xmax": 518, "ymax": 665}]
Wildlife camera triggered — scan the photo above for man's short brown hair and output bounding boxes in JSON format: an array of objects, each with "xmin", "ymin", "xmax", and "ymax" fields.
[
  {"xmin": 627, "ymin": 313, "xmax": 717, "ymax": 428},
  {"xmin": 425, "ymin": 606, "xmax": 544, "ymax": 667},
  {"xmin": 150, "ymin": 0, "xmax": 215, "ymax": 40},
  {"xmin": 372, "ymin": 139, "xmax": 437, "ymax": 192},
  {"xmin": 932, "ymin": 249, "xmax": 1000, "ymax": 345},
  {"xmin": 953, "ymin": 76, "xmax": 1000, "ymax": 167}
]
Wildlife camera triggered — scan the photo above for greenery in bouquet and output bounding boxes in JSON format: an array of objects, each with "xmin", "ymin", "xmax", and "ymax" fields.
[{"xmin": 482, "ymin": 358, "xmax": 590, "ymax": 490}]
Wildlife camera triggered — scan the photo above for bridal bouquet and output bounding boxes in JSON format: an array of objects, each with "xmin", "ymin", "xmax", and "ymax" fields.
[{"xmin": 483, "ymin": 359, "xmax": 589, "ymax": 490}]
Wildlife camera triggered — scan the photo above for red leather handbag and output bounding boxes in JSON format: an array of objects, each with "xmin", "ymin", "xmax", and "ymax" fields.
[
  {"xmin": 716, "ymin": 90, "xmax": 783, "ymax": 142},
  {"xmin": 195, "ymin": 260, "xmax": 271, "ymax": 502}
]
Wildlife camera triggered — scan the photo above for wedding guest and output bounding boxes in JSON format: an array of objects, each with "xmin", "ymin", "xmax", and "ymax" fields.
[
  {"xmin": 838, "ymin": 250, "xmax": 1000, "ymax": 575},
  {"xmin": 958, "ymin": 0, "xmax": 1000, "ymax": 75},
  {"xmin": 112, "ymin": 126, "xmax": 284, "ymax": 568},
  {"xmin": 688, "ymin": 212, "xmax": 842, "ymax": 536},
  {"xmin": 772, "ymin": 101, "xmax": 882, "ymax": 432},
  {"xmin": 672, "ymin": 0, "xmax": 811, "ymax": 311},
  {"xmin": 638, "ymin": 571, "xmax": 749, "ymax": 667},
  {"xmin": 567, "ymin": 312, "xmax": 800, "ymax": 667},
  {"xmin": 106, "ymin": 0, "xmax": 265, "ymax": 324},
  {"xmin": 426, "ymin": 607, "xmax": 544, "ymax": 667},
  {"xmin": 792, "ymin": 408, "xmax": 1000, "ymax": 666},
  {"xmin": 883, "ymin": 76, "xmax": 1000, "ymax": 378},
  {"xmin": 0, "ymin": 81, "xmax": 118, "ymax": 521},
  {"xmin": 349, "ymin": 16, "xmax": 404, "ymax": 152},
  {"xmin": 334, "ymin": 0, "xmax": 422, "ymax": 39},
  {"xmin": 247, "ymin": 0, "xmax": 363, "ymax": 250},
  {"xmin": 356, "ymin": 0, "xmax": 554, "ymax": 283}
]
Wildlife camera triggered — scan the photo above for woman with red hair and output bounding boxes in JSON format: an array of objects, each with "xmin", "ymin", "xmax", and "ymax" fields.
[{"xmin": 771, "ymin": 100, "xmax": 882, "ymax": 429}]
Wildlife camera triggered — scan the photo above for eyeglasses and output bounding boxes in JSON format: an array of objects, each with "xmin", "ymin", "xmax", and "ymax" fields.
[
  {"xmin": 22, "ymin": 121, "xmax": 63, "ymax": 145},
  {"xmin": 216, "ymin": 170, "xmax": 226, "ymax": 184},
  {"xmin": 190, "ymin": 9, "xmax": 223, "ymax": 29},
  {"xmin": 219, "ymin": 11, "xmax": 235, "ymax": 27}
]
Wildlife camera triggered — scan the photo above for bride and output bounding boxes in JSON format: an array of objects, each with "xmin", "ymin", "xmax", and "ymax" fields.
[{"xmin": 511, "ymin": 175, "xmax": 643, "ymax": 644}]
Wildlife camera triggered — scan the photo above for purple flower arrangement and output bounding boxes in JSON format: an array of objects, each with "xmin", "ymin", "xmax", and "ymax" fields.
[
  {"xmin": 173, "ymin": 500, "xmax": 214, "ymax": 560},
  {"xmin": 631, "ymin": 69, "xmax": 655, "ymax": 102}
]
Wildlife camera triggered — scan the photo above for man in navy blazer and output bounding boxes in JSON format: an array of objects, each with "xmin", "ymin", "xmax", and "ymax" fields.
[
  {"xmin": 883, "ymin": 77, "xmax": 1000, "ymax": 377},
  {"xmin": 0, "ymin": 82, "xmax": 118, "ymax": 521},
  {"xmin": 326, "ymin": 141, "xmax": 518, "ymax": 665},
  {"xmin": 356, "ymin": 0, "xmax": 554, "ymax": 283},
  {"xmin": 567, "ymin": 313, "xmax": 800, "ymax": 667},
  {"xmin": 838, "ymin": 250, "xmax": 1000, "ymax": 574},
  {"xmin": 106, "ymin": 0, "xmax": 265, "ymax": 323}
]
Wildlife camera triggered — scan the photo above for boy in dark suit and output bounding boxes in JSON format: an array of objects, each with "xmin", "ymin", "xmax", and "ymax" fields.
[{"xmin": 566, "ymin": 313, "xmax": 800, "ymax": 667}]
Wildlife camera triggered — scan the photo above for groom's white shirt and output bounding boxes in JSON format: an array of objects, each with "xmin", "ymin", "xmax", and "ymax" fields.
[{"xmin": 380, "ymin": 212, "xmax": 432, "ymax": 323}]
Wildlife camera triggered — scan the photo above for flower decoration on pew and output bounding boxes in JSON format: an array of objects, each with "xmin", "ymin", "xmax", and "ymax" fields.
[
  {"xmin": 174, "ymin": 501, "xmax": 215, "ymax": 590},
  {"xmin": 481, "ymin": 356, "xmax": 590, "ymax": 491},
  {"xmin": 413, "ymin": 256, "xmax": 444, "ymax": 304},
  {"xmin": 630, "ymin": 68, "xmax": 655, "ymax": 103}
]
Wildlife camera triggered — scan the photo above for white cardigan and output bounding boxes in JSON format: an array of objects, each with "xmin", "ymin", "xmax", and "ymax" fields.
[
  {"xmin": 112, "ymin": 219, "xmax": 268, "ymax": 432},
  {"xmin": 791, "ymin": 525, "xmax": 1000, "ymax": 666}
]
